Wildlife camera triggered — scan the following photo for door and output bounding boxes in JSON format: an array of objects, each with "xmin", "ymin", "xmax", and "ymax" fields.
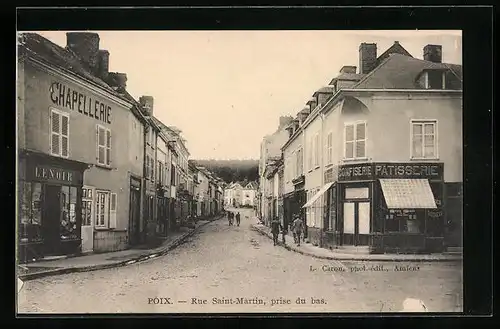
[
  {"xmin": 129, "ymin": 188, "xmax": 141, "ymax": 246},
  {"xmin": 42, "ymin": 184, "xmax": 62, "ymax": 255},
  {"xmin": 81, "ymin": 186, "xmax": 94, "ymax": 253},
  {"xmin": 342, "ymin": 201, "xmax": 371, "ymax": 246}
]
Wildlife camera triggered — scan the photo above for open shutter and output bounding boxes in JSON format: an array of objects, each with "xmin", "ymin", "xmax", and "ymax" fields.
[
  {"xmin": 96, "ymin": 126, "xmax": 100, "ymax": 163},
  {"xmin": 109, "ymin": 193, "xmax": 117, "ymax": 228},
  {"xmin": 61, "ymin": 114, "xmax": 69, "ymax": 157},
  {"xmin": 51, "ymin": 110, "xmax": 60, "ymax": 155},
  {"xmin": 106, "ymin": 129, "xmax": 111, "ymax": 166}
]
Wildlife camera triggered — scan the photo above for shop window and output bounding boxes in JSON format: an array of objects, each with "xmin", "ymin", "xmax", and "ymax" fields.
[
  {"xmin": 344, "ymin": 122, "xmax": 367, "ymax": 160},
  {"xmin": 96, "ymin": 125, "xmax": 112, "ymax": 166},
  {"xmin": 18, "ymin": 182, "xmax": 43, "ymax": 243},
  {"xmin": 95, "ymin": 190, "xmax": 110, "ymax": 228},
  {"xmin": 328, "ymin": 186, "xmax": 337, "ymax": 231},
  {"xmin": 411, "ymin": 120, "xmax": 437, "ymax": 159},
  {"xmin": 60, "ymin": 186, "xmax": 78, "ymax": 240},
  {"xmin": 384, "ymin": 209, "xmax": 425, "ymax": 233},
  {"xmin": 50, "ymin": 109, "xmax": 70, "ymax": 158}
]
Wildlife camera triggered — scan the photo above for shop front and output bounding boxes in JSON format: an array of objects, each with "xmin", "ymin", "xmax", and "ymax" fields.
[
  {"xmin": 336, "ymin": 162, "xmax": 445, "ymax": 254},
  {"xmin": 156, "ymin": 185, "xmax": 169, "ymax": 237},
  {"xmin": 18, "ymin": 150, "xmax": 88, "ymax": 262}
]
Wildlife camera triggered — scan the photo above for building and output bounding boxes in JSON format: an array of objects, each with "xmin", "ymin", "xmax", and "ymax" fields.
[
  {"xmin": 188, "ymin": 161, "xmax": 200, "ymax": 217},
  {"xmin": 257, "ymin": 116, "xmax": 293, "ymax": 220},
  {"xmin": 196, "ymin": 167, "xmax": 210, "ymax": 218},
  {"xmin": 17, "ymin": 32, "xmax": 149, "ymax": 261},
  {"xmin": 284, "ymin": 41, "xmax": 462, "ymax": 254},
  {"xmin": 224, "ymin": 181, "xmax": 258, "ymax": 208},
  {"xmin": 263, "ymin": 159, "xmax": 281, "ymax": 225}
]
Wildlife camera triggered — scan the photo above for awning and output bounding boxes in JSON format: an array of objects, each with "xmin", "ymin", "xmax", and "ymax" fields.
[
  {"xmin": 379, "ymin": 179, "xmax": 437, "ymax": 209},
  {"xmin": 302, "ymin": 182, "xmax": 334, "ymax": 208}
]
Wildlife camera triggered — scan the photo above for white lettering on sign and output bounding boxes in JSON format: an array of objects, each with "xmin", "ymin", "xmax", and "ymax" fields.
[
  {"xmin": 35, "ymin": 166, "xmax": 73, "ymax": 182},
  {"xmin": 374, "ymin": 165, "xmax": 439, "ymax": 177}
]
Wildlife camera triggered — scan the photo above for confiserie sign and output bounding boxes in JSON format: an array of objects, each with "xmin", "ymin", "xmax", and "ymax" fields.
[{"xmin": 338, "ymin": 162, "xmax": 444, "ymax": 181}]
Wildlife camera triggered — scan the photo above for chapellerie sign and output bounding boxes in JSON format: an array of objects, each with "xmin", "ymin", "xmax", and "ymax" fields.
[
  {"xmin": 50, "ymin": 82, "xmax": 113, "ymax": 124},
  {"xmin": 338, "ymin": 162, "xmax": 444, "ymax": 181}
]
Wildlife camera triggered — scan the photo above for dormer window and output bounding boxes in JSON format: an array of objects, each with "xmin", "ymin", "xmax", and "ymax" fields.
[{"xmin": 424, "ymin": 70, "xmax": 446, "ymax": 90}]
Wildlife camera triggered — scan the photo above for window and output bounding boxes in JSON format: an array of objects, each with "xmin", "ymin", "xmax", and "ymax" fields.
[
  {"xmin": 95, "ymin": 190, "xmax": 110, "ymax": 228},
  {"xmin": 18, "ymin": 182, "xmax": 43, "ymax": 243},
  {"xmin": 50, "ymin": 108, "xmax": 69, "ymax": 158},
  {"xmin": 425, "ymin": 71, "xmax": 446, "ymax": 90},
  {"xmin": 344, "ymin": 122, "xmax": 367, "ymax": 160},
  {"xmin": 297, "ymin": 148, "xmax": 303, "ymax": 175},
  {"xmin": 171, "ymin": 164, "xmax": 176, "ymax": 186},
  {"xmin": 60, "ymin": 186, "xmax": 78, "ymax": 240},
  {"xmin": 82, "ymin": 187, "xmax": 93, "ymax": 226},
  {"xmin": 97, "ymin": 125, "xmax": 111, "ymax": 166},
  {"xmin": 411, "ymin": 120, "xmax": 437, "ymax": 159},
  {"xmin": 150, "ymin": 156, "xmax": 155, "ymax": 181},
  {"xmin": 314, "ymin": 133, "xmax": 320, "ymax": 167},
  {"xmin": 145, "ymin": 155, "xmax": 150, "ymax": 179},
  {"xmin": 158, "ymin": 161, "xmax": 163, "ymax": 185},
  {"xmin": 308, "ymin": 139, "xmax": 313, "ymax": 170},
  {"xmin": 109, "ymin": 193, "xmax": 117, "ymax": 228},
  {"xmin": 326, "ymin": 132, "xmax": 333, "ymax": 165}
]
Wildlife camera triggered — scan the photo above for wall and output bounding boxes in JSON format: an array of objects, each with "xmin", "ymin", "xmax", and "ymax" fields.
[
  {"xmin": 23, "ymin": 62, "xmax": 140, "ymax": 236},
  {"xmin": 17, "ymin": 61, "xmax": 26, "ymax": 149},
  {"xmin": 273, "ymin": 172, "xmax": 279, "ymax": 198},
  {"xmin": 283, "ymin": 131, "xmax": 302, "ymax": 195},
  {"xmin": 338, "ymin": 93, "xmax": 462, "ymax": 182}
]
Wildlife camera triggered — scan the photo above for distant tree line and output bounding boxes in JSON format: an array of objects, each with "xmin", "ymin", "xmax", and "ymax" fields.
[{"xmin": 193, "ymin": 159, "xmax": 259, "ymax": 183}]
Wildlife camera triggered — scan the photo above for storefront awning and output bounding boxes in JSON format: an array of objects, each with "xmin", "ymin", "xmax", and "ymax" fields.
[
  {"xmin": 302, "ymin": 182, "xmax": 334, "ymax": 208},
  {"xmin": 379, "ymin": 179, "xmax": 437, "ymax": 209}
]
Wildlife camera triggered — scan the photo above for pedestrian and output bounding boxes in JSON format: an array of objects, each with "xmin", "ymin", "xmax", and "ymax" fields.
[
  {"xmin": 228, "ymin": 212, "xmax": 233, "ymax": 226},
  {"xmin": 236, "ymin": 212, "xmax": 241, "ymax": 226},
  {"xmin": 271, "ymin": 218, "xmax": 282, "ymax": 246},
  {"xmin": 292, "ymin": 215, "xmax": 304, "ymax": 246},
  {"xmin": 281, "ymin": 219, "xmax": 287, "ymax": 245}
]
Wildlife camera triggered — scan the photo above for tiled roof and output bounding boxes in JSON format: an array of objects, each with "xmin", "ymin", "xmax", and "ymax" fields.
[
  {"xmin": 330, "ymin": 73, "xmax": 365, "ymax": 84},
  {"xmin": 352, "ymin": 54, "xmax": 463, "ymax": 90},
  {"xmin": 313, "ymin": 86, "xmax": 335, "ymax": 95},
  {"xmin": 19, "ymin": 33, "xmax": 123, "ymax": 98}
]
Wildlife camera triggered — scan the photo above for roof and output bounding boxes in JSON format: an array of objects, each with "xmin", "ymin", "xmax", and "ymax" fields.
[
  {"xmin": 376, "ymin": 41, "xmax": 413, "ymax": 66},
  {"xmin": 313, "ymin": 86, "xmax": 335, "ymax": 95},
  {"xmin": 244, "ymin": 181, "xmax": 258, "ymax": 190},
  {"xmin": 330, "ymin": 72, "xmax": 365, "ymax": 84},
  {"xmin": 19, "ymin": 33, "xmax": 126, "ymax": 101},
  {"xmin": 299, "ymin": 107, "xmax": 310, "ymax": 114},
  {"xmin": 352, "ymin": 53, "xmax": 463, "ymax": 90}
]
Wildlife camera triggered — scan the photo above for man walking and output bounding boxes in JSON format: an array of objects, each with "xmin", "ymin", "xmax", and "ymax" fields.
[
  {"xmin": 271, "ymin": 218, "xmax": 282, "ymax": 246},
  {"xmin": 236, "ymin": 212, "xmax": 241, "ymax": 226},
  {"xmin": 292, "ymin": 215, "xmax": 304, "ymax": 246},
  {"xmin": 228, "ymin": 211, "xmax": 233, "ymax": 226}
]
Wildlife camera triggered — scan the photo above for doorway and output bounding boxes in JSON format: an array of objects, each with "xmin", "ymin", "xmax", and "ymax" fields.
[
  {"xmin": 42, "ymin": 184, "xmax": 62, "ymax": 255},
  {"xmin": 342, "ymin": 201, "xmax": 371, "ymax": 246},
  {"xmin": 129, "ymin": 187, "xmax": 141, "ymax": 246},
  {"xmin": 81, "ymin": 186, "xmax": 94, "ymax": 253}
]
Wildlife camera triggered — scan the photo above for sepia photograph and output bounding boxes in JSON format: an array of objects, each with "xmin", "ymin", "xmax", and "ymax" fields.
[{"xmin": 16, "ymin": 27, "xmax": 464, "ymax": 314}]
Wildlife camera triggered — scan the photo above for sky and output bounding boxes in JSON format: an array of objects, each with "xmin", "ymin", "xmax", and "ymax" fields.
[{"xmin": 34, "ymin": 30, "xmax": 462, "ymax": 160}]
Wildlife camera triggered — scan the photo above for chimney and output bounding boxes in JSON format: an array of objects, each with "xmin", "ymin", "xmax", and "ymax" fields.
[
  {"xmin": 340, "ymin": 65, "xmax": 357, "ymax": 74},
  {"xmin": 66, "ymin": 32, "xmax": 100, "ymax": 73},
  {"xmin": 285, "ymin": 125, "xmax": 294, "ymax": 138},
  {"xmin": 359, "ymin": 43, "xmax": 377, "ymax": 74},
  {"xmin": 107, "ymin": 72, "xmax": 127, "ymax": 90},
  {"xmin": 139, "ymin": 96, "xmax": 154, "ymax": 116},
  {"xmin": 97, "ymin": 50, "xmax": 109, "ymax": 80},
  {"xmin": 298, "ymin": 107, "xmax": 310, "ymax": 123},
  {"xmin": 423, "ymin": 44, "xmax": 442, "ymax": 63},
  {"xmin": 279, "ymin": 116, "xmax": 293, "ymax": 129}
]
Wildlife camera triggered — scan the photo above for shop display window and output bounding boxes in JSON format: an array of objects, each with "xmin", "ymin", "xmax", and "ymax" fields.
[
  {"xmin": 18, "ymin": 182, "xmax": 43, "ymax": 243},
  {"xmin": 60, "ymin": 186, "xmax": 78, "ymax": 240}
]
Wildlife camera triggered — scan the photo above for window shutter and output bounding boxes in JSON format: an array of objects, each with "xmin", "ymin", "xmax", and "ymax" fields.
[
  {"xmin": 61, "ymin": 114, "xmax": 69, "ymax": 157},
  {"xmin": 109, "ymin": 193, "xmax": 117, "ymax": 228},
  {"xmin": 51, "ymin": 111, "xmax": 60, "ymax": 155},
  {"xmin": 106, "ymin": 129, "xmax": 111, "ymax": 166},
  {"xmin": 96, "ymin": 126, "xmax": 99, "ymax": 162}
]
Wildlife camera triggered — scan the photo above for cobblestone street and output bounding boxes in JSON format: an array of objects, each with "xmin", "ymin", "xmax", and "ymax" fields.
[{"xmin": 17, "ymin": 209, "xmax": 462, "ymax": 313}]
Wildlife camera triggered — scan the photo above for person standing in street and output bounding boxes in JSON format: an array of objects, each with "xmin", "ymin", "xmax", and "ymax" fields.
[
  {"xmin": 271, "ymin": 218, "xmax": 282, "ymax": 246},
  {"xmin": 236, "ymin": 212, "xmax": 241, "ymax": 226},
  {"xmin": 292, "ymin": 215, "xmax": 304, "ymax": 246},
  {"xmin": 228, "ymin": 211, "xmax": 233, "ymax": 226}
]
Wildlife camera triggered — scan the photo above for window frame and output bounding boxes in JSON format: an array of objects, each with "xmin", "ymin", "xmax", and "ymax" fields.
[
  {"xmin": 326, "ymin": 131, "xmax": 333, "ymax": 165},
  {"xmin": 95, "ymin": 190, "xmax": 110, "ymax": 228},
  {"xmin": 410, "ymin": 119, "xmax": 439, "ymax": 160},
  {"xmin": 96, "ymin": 124, "xmax": 112, "ymax": 167},
  {"xmin": 343, "ymin": 121, "xmax": 368, "ymax": 160},
  {"xmin": 50, "ymin": 107, "xmax": 70, "ymax": 158}
]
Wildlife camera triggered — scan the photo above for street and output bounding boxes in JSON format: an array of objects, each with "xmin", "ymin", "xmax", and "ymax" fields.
[{"xmin": 17, "ymin": 208, "xmax": 462, "ymax": 313}]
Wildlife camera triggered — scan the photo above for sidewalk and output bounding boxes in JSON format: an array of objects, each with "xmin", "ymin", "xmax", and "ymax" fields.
[
  {"xmin": 251, "ymin": 222, "xmax": 462, "ymax": 262},
  {"xmin": 18, "ymin": 217, "xmax": 221, "ymax": 281}
]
